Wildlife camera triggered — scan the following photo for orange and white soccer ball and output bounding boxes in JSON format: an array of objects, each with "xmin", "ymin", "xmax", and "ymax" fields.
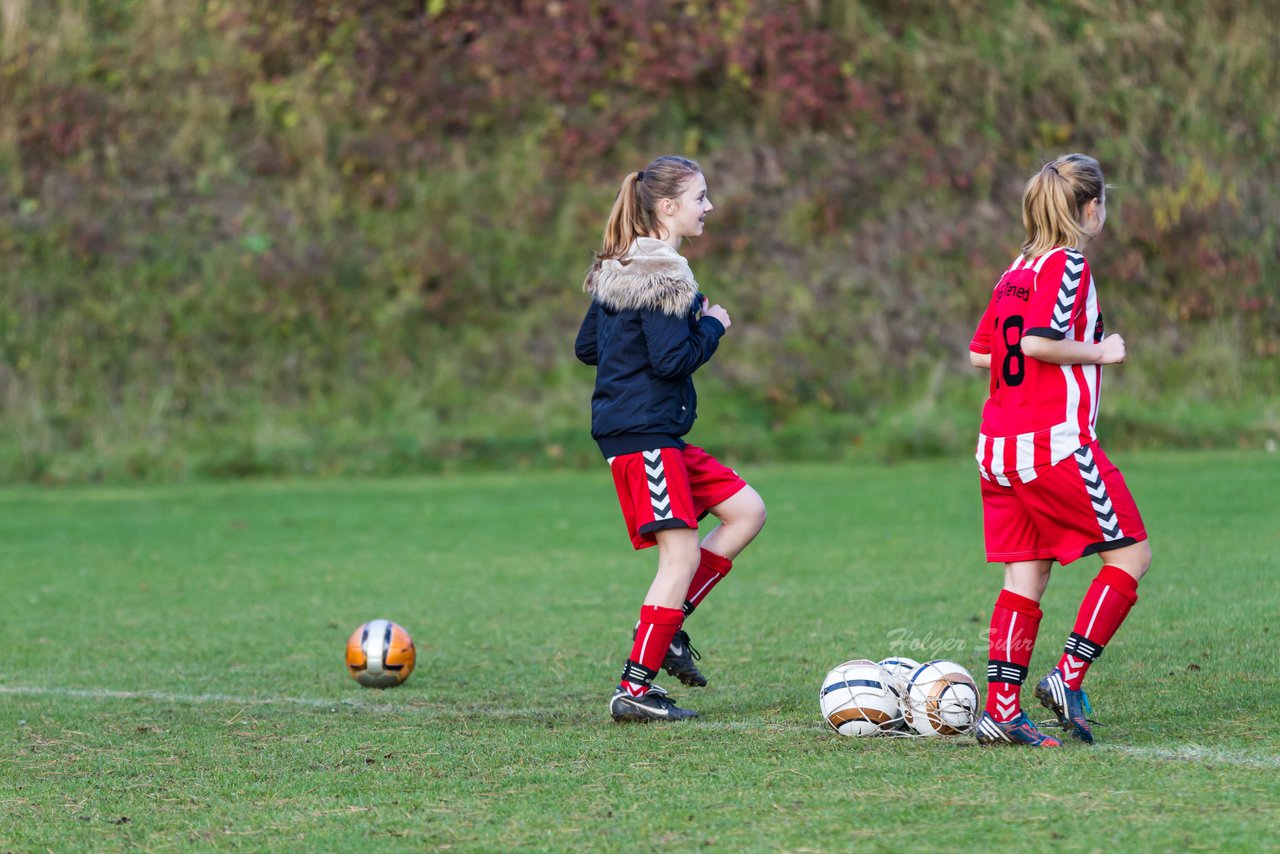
[
  {"xmin": 346, "ymin": 620, "xmax": 416, "ymax": 688},
  {"xmin": 903, "ymin": 659, "xmax": 979, "ymax": 736},
  {"xmin": 820, "ymin": 659, "xmax": 902, "ymax": 736}
]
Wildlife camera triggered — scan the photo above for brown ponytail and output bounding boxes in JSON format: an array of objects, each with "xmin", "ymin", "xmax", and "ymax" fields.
[
  {"xmin": 1020, "ymin": 153, "xmax": 1106, "ymax": 260},
  {"xmin": 599, "ymin": 171, "xmax": 648, "ymax": 261},
  {"xmin": 584, "ymin": 155, "xmax": 701, "ymax": 289}
]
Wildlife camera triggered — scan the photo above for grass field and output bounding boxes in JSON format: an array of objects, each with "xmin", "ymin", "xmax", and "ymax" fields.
[{"xmin": 1, "ymin": 450, "xmax": 1277, "ymax": 852}]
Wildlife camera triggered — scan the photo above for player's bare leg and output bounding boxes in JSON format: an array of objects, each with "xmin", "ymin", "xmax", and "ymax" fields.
[
  {"xmin": 1003, "ymin": 559, "xmax": 1053, "ymax": 601},
  {"xmin": 643, "ymin": 526, "xmax": 701, "ymax": 608},
  {"xmin": 1098, "ymin": 538, "xmax": 1151, "ymax": 582},
  {"xmin": 699, "ymin": 485, "xmax": 767, "ymax": 560}
]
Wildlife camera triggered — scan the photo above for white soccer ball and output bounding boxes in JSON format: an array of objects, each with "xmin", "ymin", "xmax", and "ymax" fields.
[
  {"xmin": 876, "ymin": 656, "xmax": 920, "ymax": 729},
  {"xmin": 876, "ymin": 656, "xmax": 920, "ymax": 696},
  {"xmin": 820, "ymin": 659, "xmax": 902, "ymax": 736},
  {"xmin": 903, "ymin": 659, "xmax": 980, "ymax": 736}
]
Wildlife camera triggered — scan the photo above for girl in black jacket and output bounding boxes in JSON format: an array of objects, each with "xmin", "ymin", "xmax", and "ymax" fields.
[{"xmin": 575, "ymin": 155, "xmax": 767, "ymax": 722}]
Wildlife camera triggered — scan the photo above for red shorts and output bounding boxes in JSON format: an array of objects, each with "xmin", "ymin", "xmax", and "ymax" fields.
[
  {"xmin": 609, "ymin": 445, "xmax": 747, "ymax": 550},
  {"xmin": 981, "ymin": 442, "xmax": 1146, "ymax": 565}
]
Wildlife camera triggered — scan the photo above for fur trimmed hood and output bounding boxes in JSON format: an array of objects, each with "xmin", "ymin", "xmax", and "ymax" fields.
[{"xmin": 586, "ymin": 237, "xmax": 699, "ymax": 317}]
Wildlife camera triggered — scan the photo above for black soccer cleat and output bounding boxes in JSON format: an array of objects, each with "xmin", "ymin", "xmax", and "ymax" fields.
[
  {"xmin": 1035, "ymin": 667, "xmax": 1096, "ymax": 743},
  {"xmin": 609, "ymin": 684, "xmax": 699, "ymax": 723},
  {"xmin": 974, "ymin": 711, "xmax": 1062, "ymax": 747},
  {"xmin": 662, "ymin": 630, "xmax": 707, "ymax": 687}
]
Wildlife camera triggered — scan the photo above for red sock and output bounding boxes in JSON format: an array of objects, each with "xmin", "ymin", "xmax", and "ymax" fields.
[
  {"xmin": 1057, "ymin": 565, "xmax": 1139, "ymax": 690},
  {"xmin": 620, "ymin": 605, "xmax": 684, "ymax": 697},
  {"xmin": 984, "ymin": 589, "xmax": 1043, "ymax": 722},
  {"xmin": 683, "ymin": 549, "xmax": 733, "ymax": 616}
]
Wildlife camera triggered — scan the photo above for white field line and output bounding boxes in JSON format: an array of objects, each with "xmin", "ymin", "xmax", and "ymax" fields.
[
  {"xmin": 1094, "ymin": 744, "xmax": 1280, "ymax": 770},
  {"xmin": 3, "ymin": 685, "xmax": 1278, "ymax": 767},
  {"xmin": 0, "ymin": 684, "xmax": 815, "ymax": 730},
  {"xmin": 0, "ymin": 684, "xmax": 402, "ymax": 712}
]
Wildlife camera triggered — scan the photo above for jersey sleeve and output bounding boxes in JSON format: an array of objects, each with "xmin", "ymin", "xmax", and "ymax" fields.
[
  {"xmin": 969, "ymin": 291, "xmax": 996, "ymax": 354},
  {"xmin": 1024, "ymin": 249, "xmax": 1090, "ymax": 340}
]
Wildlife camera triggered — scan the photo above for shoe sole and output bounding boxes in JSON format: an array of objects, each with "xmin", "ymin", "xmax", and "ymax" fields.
[
  {"xmin": 663, "ymin": 665, "xmax": 707, "ymax": 688},
  {"xmin": 1033, "ymin": 684, "xmax": 1093, "ymax": 744},
  {"xmin": 976, "ymin": 734, "xmax": 1062, "ymax": 747},
  {"xmin": 975, "ymin": 717, "xmax": 1061, "ymax": 747}
]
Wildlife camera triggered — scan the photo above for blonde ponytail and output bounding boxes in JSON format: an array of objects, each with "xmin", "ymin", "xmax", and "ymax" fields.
[{"xmin": 1020, "ymin": 153, "xmax": 1106, "ymax": 260}]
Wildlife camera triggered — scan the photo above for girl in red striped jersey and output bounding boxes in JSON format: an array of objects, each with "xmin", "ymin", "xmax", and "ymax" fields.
[{"xmin": 968, "ymin": 153, "xmax": 1152, "ymax": 747}]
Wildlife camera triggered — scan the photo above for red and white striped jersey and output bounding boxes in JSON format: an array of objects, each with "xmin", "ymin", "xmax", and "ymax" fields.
[{"xmin": 970, "ymin": 248, "xmax": 1104, "ymax": 485}]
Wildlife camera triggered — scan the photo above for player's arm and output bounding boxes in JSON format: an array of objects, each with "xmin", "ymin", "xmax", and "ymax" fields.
[
  {"xmin": 1021, "ymin": 251, "xmax": 1127, "ymax": 366},
  {"xmin": 644, "ymin": 310, "xmax": 724, "ymax": 379},
  {"xmin": 1022, "ymin": 332, "xmax": 1126, "ymax": 365},
  {"xmin": 969, "ymin": 293, "xmax": 996, "ymax": 369},
  {"xmin": 575, "ymin": 301, "xmax": 600, "ymax": 366}
]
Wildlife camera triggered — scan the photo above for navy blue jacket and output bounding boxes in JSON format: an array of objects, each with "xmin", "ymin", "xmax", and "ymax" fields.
[{"xmin": 574, "ymin": 238, "xmax": 725, "ymax": 458}]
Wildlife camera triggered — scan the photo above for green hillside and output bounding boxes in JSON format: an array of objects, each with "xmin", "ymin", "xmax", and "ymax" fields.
[{"xmin": 1, "ymin": 0, "xmax": 1276, "ymax": 481}]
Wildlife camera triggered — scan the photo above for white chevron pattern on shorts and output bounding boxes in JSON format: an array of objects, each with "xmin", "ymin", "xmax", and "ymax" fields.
[
  {"xmin": 1051, "ymin": 250, "xmax": 1085, "ymax": 335},
  {"xmin": 1075, "ymin": 445, "xmax": 1124, "ymax": 540},
  {"xmin": 643, "ymin": 449, "xmax": 673, "ymax": 521}
]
